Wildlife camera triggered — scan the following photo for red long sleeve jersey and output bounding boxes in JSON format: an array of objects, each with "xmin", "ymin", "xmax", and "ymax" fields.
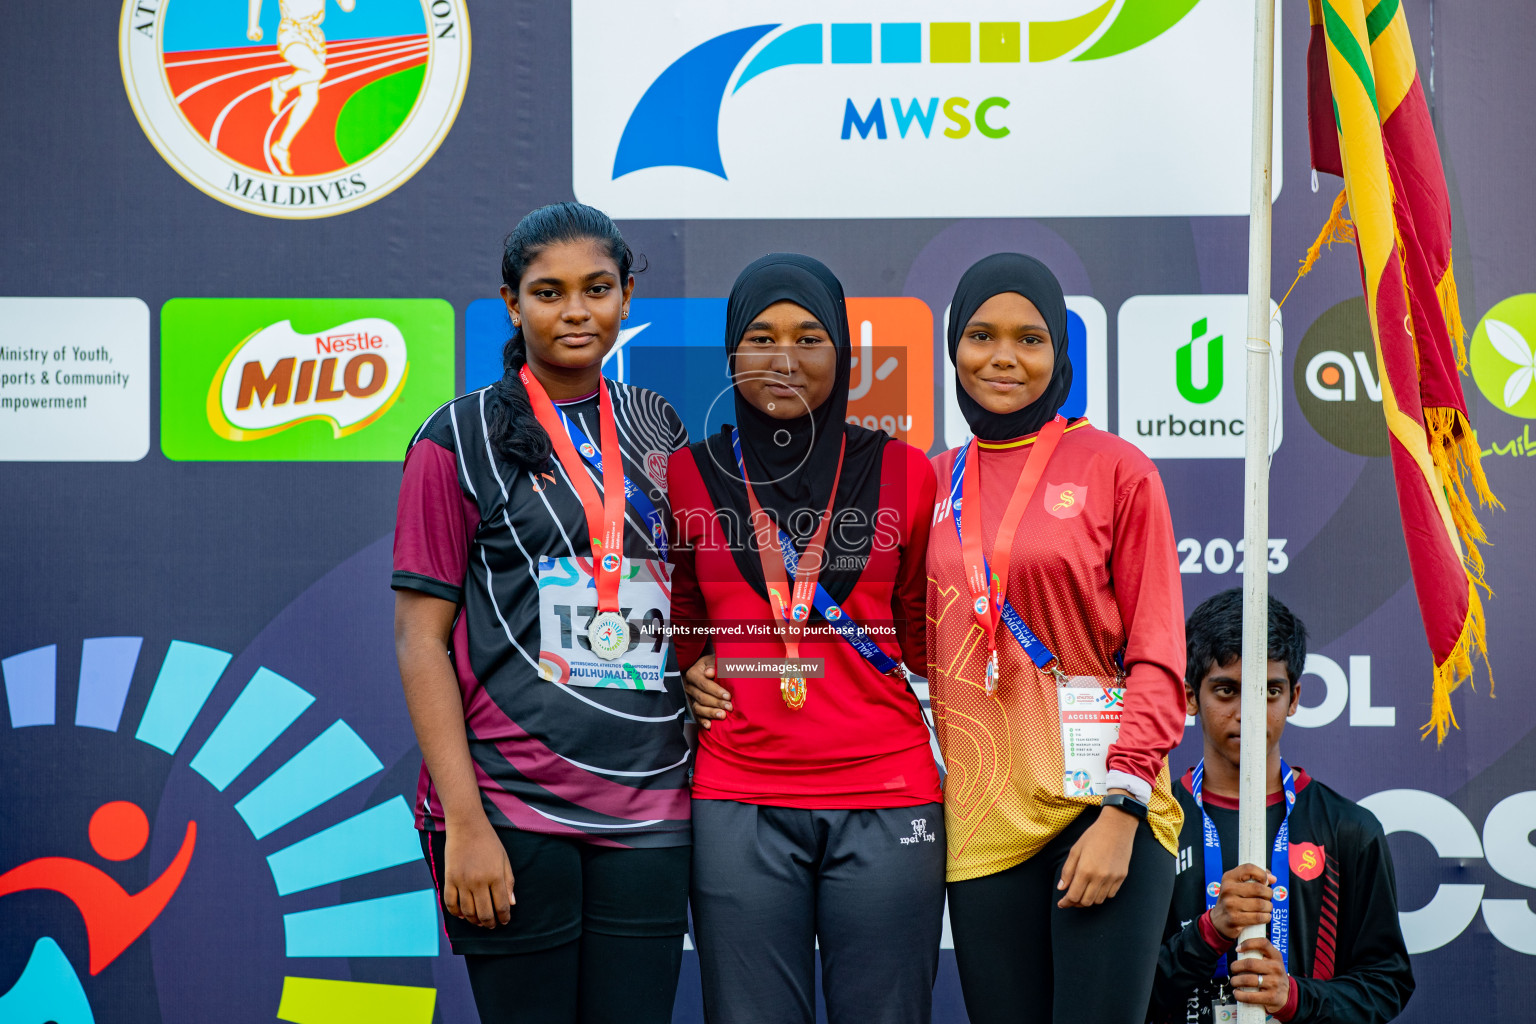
[
  {"xmin": 926, "ymin": 421, "xmax": 1186, "ymax": 882},
  {"xmin": 669, "ymin": 440, "xmax": 943, "ymax": 809}
]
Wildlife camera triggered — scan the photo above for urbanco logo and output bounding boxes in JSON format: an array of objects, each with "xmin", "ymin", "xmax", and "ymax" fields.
[
  {"xmin": 1176, "ymin": 319, "xmax": 1223, "ymax": 403},
  {"xmin": 1116, "ymin": 295, "xmax": 1283, "ymax": 460},
  {"xmin": 1470, "ymin": 295, "xmax": 1536, "ymax": 419},
  {"xmin": 161, "ymin": 298, "xmax": 454, "ymax": 461},
  {"xmin": 1294, "ymin": 297, "xmax": 1388, "ymax": 456},
  {"xmin": 572, "ymin": 1, "xmax": 1280, "ymax": 219},
  {"xmin": 120, "ymin": 0, "xmax": 470, "ymax": 218}
]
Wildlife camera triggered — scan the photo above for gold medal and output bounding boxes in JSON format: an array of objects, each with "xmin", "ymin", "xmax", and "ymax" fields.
[{"xmin": 780, "ymin": 676, "xmax": 807, "ymax": 710}]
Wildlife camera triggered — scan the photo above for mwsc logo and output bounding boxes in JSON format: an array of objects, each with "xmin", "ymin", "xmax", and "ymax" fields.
[
  {"xmin": 1294, "ymin": 297, "xmax": 1387, "ymax": 457},
  {"xmin": 572, "ymin": 1, "xmax": 1279, "ymax": 219},
  {"xmin": 1116, "ymin": 295, "xmax": 1283, "ymax": 460},
  {"xmin": 120, "ymin": 0, "xmax": 469, "ymax": 218}
]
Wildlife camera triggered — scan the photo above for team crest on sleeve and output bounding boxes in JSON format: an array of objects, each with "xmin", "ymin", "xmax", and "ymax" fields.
[
  {"xmin": 119, "ymin": 0, "xmax": 470, "ymax": 219},
  {"xmin": 1044, "ymin": 482, "xmax": 1088, "ymax": 520},
  {"xmin": 645, "ymin": 450, "xmax": 668, "ymax": 491}
]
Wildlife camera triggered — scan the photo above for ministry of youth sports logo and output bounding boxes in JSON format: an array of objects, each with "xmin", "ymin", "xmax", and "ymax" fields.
[{"xmin": 120, "ymin": 0, "xmax": 469, "ymax": 218}]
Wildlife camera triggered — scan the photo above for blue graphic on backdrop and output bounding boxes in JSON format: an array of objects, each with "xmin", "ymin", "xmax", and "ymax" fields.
[
  {"xmin": 1063, "ymin": 308, "xmax": 1089, "ymax": 419},
  {"xmin": 465, "ymin": 297, "xmax": 731, "ymax": 441},
  {"xmin": 613, "ymin": 25, "xmax": 776, "ymax": 180}
]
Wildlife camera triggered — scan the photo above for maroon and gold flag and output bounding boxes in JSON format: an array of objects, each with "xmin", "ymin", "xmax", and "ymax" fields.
[{"xmin": 1304, "ymin": 0, "xmax": 1499, "ymax": 741}]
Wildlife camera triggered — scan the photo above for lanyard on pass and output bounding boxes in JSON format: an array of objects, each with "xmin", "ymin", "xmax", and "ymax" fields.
[
  {"xmin": 730, "ymin": 429, "xmax": 899, "ymax": 677},
  {"xmin": 520, "ymin": 366, "xmax": 631, "ymax": 661},
  {"xmin": 1191, "ymin": 758, "xmax": 1295, "ymax": 976},
  {"xmin": 731, "ymin": 428, "xmax": 845, "ymax": 710},
  {"xmin": 554, "ymin": 401, "xmax": 668, "ymax": 565},
  {"xmin": 948, "ymin": 415, "xmax": 1067, "ymax": 693}
]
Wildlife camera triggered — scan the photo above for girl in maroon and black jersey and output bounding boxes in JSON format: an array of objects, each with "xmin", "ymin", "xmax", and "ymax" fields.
[{"xmin": 392, "ymin": 203, "xmax": 691, "ymax": 1024}]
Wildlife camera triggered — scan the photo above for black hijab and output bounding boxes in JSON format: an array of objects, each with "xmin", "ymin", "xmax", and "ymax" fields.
[
  {"xmin": 947, "ymin": 253, "xmax": 1075, "ymax": 440},
  {"xmin": 692, "ymin": 253, "xmax": 888, "ymax": 605}
]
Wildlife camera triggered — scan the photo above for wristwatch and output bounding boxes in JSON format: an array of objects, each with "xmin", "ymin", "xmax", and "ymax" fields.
[{"xmin": 1101, "ymin": 793, "xmax": 1149, "ymax": 821}]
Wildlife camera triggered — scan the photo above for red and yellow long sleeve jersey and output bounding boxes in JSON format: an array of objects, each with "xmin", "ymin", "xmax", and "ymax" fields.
[{"xmin": 927, "ymin": 421, "xmax": 1186, "ymax": 882}]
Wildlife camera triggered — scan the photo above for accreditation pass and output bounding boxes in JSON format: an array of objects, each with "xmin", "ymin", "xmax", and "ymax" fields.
[{"xmin": 1058, "ymin": 678, "xmax": 1125, "ymax": 797}]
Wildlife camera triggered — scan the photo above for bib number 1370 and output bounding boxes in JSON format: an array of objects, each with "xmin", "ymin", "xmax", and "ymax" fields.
[{"xmin": 552, "ymin": 604, "xmax": 665, "ymax": 655}]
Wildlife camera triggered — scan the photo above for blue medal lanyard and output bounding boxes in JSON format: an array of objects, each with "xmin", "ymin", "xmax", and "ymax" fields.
[
  {"xmin": 729, "ymin": 429, "xmax": 900, "ymax": 676},
  {"xmin": 556, "ymin": 403, "xmax": 668, "ymax": 563},
  {"xmin": 1191, "ymin": 758, "xmax": 1295, "ymax": 976},
  {"xmin": 946, "ymin": 442, "xmax": 1062, "ymax": 677}
]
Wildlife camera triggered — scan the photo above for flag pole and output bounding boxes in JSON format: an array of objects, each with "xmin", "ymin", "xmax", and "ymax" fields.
[{"xmin": 1236, "ymin": 0, "xmax": 1277, "ymax": 1019}]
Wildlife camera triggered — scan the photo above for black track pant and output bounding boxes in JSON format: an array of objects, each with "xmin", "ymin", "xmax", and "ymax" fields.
[
  {"xmin": 421, "ymin": 828, "xmax": 689, "ymax": 1024},
  {"xmin": 691, "ymin": 798, "xmax": 947, "ymax": 1024},
  {"xmin": 946, "ymin": 807, "xmax": 1175, "ymax": 1024}
]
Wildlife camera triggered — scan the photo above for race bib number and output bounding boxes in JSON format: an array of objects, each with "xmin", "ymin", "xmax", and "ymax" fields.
[
  {"xmin": 537, "ymin": 555, "xmax": 670, "ymax": 691},
  {"xmin": 1058, "ymin": 677, "xmax": 1124, "ymax": 797}
]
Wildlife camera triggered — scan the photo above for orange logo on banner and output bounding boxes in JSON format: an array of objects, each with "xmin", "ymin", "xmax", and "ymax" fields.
[{"xmin": 845, "ymin": 298, "xmax": 934, "ymax": 451}]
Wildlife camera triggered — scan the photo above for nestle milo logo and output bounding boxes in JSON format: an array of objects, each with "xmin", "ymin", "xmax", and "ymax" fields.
[
  {"xmin": 210, "ymin": 318, "xmax": 408, "ymax": 441},
  {"xmin": 160, "ymin": 298, "xmax": 452, "ymax": 462}
]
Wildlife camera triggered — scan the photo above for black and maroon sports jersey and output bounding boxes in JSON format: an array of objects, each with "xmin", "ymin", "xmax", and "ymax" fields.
[
  {"xmin": 392, "ymin": 381, "xmax": 691, "ymax": 847},
  {"xmin": 1148, "ymin": 768, "xmax": 1415, "ymax": 1023}
]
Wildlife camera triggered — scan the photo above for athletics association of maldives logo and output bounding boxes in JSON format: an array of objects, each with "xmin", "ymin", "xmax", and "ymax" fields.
[
  {"xmin": 119, "ymin": 0, "xmax": 470, "ymax": 218},
  {"xmin": 609, "ymin": 4, "xmax": 1204, "ymax": 183}
]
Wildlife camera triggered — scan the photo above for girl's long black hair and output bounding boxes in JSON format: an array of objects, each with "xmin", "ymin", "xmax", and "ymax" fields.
[{"xmin": 486, "ymin": 202, "xmax": 636, "ymax": 469}]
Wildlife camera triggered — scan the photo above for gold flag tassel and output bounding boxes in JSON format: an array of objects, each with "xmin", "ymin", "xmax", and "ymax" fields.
[
  {"xmin": 1276, "ymin": 190, "xmax": 1355, "ymax": 315},
  {"xmin": 1424, "ymin": 579, "xmax": 1489, "ymax": 744}
]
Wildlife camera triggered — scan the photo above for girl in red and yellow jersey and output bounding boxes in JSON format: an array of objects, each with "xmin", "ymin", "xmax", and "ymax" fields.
[{"xmin": 927, "ymin": 254, "xmax": 1187, "ymax": 1024}]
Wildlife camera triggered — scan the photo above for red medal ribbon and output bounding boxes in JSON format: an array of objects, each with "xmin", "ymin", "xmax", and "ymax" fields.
[
  {"xmin": 741, "ymin": 436, "xmax": 846, "ymax": 666},
  {"xmin": 520, "ymin": 365, "xmax": 625, "ymax": 615},
  {"xmin": 958, "ymin": 415, "xmax": 1067, "ymax": 675}
]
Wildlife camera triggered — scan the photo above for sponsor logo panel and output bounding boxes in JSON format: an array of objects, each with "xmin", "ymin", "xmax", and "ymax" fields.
[
  {"xmin": 468, "ymin": 296, "xmax": 934, "ymax": 449},
  {"xmin": 1471, "ymin": 294, "xmax": 1536, "ymax": 419},
  {"xmin": 0, "ymin": 298, "xmax": 150, "ymax": 462},
  {"xmin": 573, "ymin": 1, "xmax": 1280, "ymax": 219},
  {"xmin": 1116, "ymin": 294, "xmax": 1283, "ymax": 460},
  {"xmin": 1294, "ymin": 297, "xmax": 1387, "ymax": 456},
  {"xmin": 160, "ymin": 298, "xmax": 453, "ymax": 461},
  {"xmin": 120, "ymin": 0, "xmax": 470, "ymax": 218}
]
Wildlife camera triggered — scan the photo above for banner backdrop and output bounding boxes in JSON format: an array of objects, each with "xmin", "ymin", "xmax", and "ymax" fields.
[{"xmin": 2, "ymin": 2, "xmax": 1533, "ymax": 1021}]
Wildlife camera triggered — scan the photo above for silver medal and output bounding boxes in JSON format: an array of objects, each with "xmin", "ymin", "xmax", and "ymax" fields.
[{"xmin": 588, "ymin": 611, "xmax": 630, "ymax": 661}]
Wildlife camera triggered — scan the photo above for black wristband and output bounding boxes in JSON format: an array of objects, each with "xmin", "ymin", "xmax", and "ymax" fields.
[{"xmin": 1101, "ymin": 792, "xmax": 1149, "ymax": 821}]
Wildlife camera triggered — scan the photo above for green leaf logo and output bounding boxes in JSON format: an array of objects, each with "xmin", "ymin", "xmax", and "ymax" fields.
[{"xmin": 1471, "ymin": 295, "xmax": 1536, "ymax": 419}]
